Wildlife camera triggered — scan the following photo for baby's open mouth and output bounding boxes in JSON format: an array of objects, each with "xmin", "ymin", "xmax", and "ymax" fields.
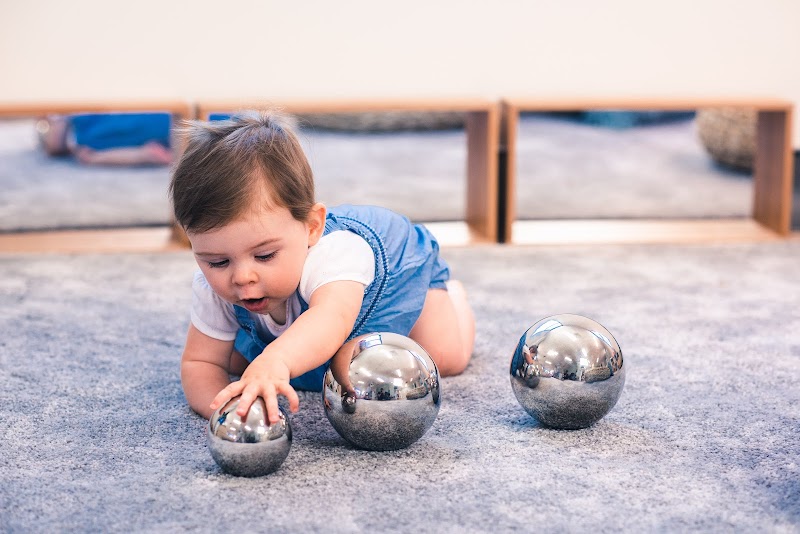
[{"xmin": 242, "ymin": 297, "xmax": 268, "ymax": 312}]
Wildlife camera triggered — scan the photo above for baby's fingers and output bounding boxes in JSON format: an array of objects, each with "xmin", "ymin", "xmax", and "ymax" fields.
[
  {"xmin": 260, "ymin": 383, "xmax": 287, "ymax": 425},
  {"xmin": 238, "ymin": 383, "xmax": 283, "ymax": 426},
  {"xmin": 278, "ymin": 382, "xmax": 300, "ymax": 413},
  {"xmin": 209, "ymin": 382, "xmax": 244, "ymax": 412},
  {"xmin": 276, "ymin": 382, "xmax": 300, "ymax": 415},
  {"xmin": 236, "ymin": 386, "xmax": 263, "ymax": 418}
]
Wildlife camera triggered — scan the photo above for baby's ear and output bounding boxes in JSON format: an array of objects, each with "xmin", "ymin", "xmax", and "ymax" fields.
[{"xmin": 307, "ymin": 203, "xmax": 327, "ymax": 246}]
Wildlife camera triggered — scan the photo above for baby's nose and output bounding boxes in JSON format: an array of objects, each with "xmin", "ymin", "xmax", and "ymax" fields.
[{"xmin": 232, "ymin": 264, "xmax": 257, "ymax": 285}]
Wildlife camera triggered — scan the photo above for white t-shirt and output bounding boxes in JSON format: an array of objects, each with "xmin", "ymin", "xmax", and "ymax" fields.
[{"xmin": 190, "ymin": 230, "xmax": 375, "ymax": 342}]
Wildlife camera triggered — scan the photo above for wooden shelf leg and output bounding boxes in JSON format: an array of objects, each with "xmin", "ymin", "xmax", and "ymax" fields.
[
  {"xmin": 465, "ymin": 108, "xmax": 500, "ymax": 242},
  {"xmin": 753, "ymin": 108, "xmax": 794, "ymax": 235}
]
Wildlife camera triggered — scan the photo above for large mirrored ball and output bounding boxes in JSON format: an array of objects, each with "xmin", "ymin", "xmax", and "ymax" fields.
[
  {"xmin": 323, "ymin": 332, "xmax": 441, "ymax": 451},
  {"xmin": 207, "ymin": 396, "xmax": 292, "ymax": 477},
  {"xmin": 510, "ymin": 314, "xmax": 625, "ymax": 429}
]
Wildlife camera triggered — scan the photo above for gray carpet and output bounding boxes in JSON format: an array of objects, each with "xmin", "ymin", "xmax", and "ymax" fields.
[
  {"xmin": 0, "ymin": 115, "xmax": 755, "ymax": 232},
  {"xmin": 2, "ymin": 241, "xmax": 798, "ymax": 532}
]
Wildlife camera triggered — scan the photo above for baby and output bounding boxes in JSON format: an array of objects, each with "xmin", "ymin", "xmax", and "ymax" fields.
[
  {"xmin": 169, "ymin": 111, "xmax": 475, "ymax": 423},
  {"xmin": 36, "ymin": 113, "xmax": 173, "ymax": 166}
]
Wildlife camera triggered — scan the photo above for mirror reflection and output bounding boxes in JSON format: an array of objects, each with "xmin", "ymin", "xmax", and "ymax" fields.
[
  {"xmin": 294, "ymin": 112, "xmax": 467, "ymax": 224},
  {"xmin": 2, "ymin": 107, "xmax": 793, "ymax": 237},
  {"xmin": 0, "ymin": 113, "xmax": 176, "ymax": 232},
  {"xmin": 0, "ymin": 111, "xmax": 469, "ymax": 234},
  {"xmin": 515, "ymin": 109, "xmax": 755, "ymax": 222}
]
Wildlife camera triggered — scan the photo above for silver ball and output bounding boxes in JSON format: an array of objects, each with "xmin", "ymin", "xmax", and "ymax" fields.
[
  {"xmin": 323, "ymin": 332, "xmax": 441, "ymax": 451},
  {"xmin": 207, "ymin": 395, "xmax": 292, "ymax": 476},
  {"xmin": 510, "ymin": 314, "xmax": 626, "ymax": 429}
]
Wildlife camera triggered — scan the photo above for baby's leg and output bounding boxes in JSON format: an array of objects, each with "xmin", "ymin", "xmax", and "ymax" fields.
[
  {"xmin": 330, "ymin": 281, "xmax": 476, "ymax": 383},
  {"xmin": 408, "ymin": 280, "xmax": 475, "ymax": 376},
  {"xmin": 230, "ymin": 349, "xmax": 250, "ymax": 377},
  {"xmin": 74, "ymin": 142, "xmax": 173, "ymax": 166}
]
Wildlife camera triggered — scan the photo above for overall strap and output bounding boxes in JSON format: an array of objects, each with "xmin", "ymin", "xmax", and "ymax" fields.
[
  {"xmin": 233, "ymin": 304, "xmax": 278, "ymax": 347},
  {"xmin": 325, "ymin": 214, "xmax": 389, "ymax": 339}
]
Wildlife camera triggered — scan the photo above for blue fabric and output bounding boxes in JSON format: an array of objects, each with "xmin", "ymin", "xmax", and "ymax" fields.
[
  {"xmin": 232, "ymin": 204, "xmax": 450, "ymax": 391},
  {"xmin": 232, "ymin": 296, "xmax": 328, "ymax": 391},
  {"xmin": 208, "ymin": 113, "xmax": 233, "ymax": 121},
  {"xmin": 70, "ymin": 113, "xmax": 172, "ymax": 150}
]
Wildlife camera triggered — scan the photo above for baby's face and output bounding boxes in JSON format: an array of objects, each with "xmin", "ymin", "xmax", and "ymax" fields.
[{"xmin": 188, "ymin": 203, "xmax": 320, "ymax": 321}]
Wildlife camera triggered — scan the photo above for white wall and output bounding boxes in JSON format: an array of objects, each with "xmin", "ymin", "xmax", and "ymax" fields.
[{"xmin": 2, "ymin": 0, "xmax": 799, "ymax": 146}]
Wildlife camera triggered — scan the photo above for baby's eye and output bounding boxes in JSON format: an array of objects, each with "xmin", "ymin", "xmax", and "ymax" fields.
[
  {"xmin": 207, "ymin": 259, "xmax": 229, "ymax": 268},
  {"xmin": 255, "ymin": 252, "xmax": 277, "ymax": 262}
]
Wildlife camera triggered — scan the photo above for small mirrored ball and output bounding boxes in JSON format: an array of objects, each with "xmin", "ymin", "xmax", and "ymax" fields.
[
  {"xmin": 207, "ymin": 395, "xmax": 292, "ymax": 476},
  {"xmin": 510, "ymin": 314, "xmax": 625, "ymax": 429},
  {"xmin": 323, "ymin": 332, "xmax": 441, "ymax": 451}
]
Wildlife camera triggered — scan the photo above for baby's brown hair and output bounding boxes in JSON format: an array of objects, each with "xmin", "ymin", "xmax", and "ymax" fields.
[{"xmin": 170, "ymin": 111, "xmax": 315, "ymax": 233}]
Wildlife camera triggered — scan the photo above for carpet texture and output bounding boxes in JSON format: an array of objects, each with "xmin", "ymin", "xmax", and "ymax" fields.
[
  {"xmin": 1, "ymin": 241, "xmax": 798, "ymax": 532},
  {"xmin": 0, "ymin": 115, "xmax": 755, "ymax": 232}
]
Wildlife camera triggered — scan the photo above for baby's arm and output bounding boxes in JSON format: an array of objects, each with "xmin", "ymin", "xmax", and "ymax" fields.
[
  {"xmin": 209, "ymin": 280, "xmax": 365, "ymax": 424},
  {"xmin": 181, "ymin": 324, "xmax": 242, "ymax": 419}
]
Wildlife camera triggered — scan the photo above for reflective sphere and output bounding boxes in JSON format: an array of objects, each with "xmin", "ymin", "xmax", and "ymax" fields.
[
  {"xmin": 323, "ymin": 332, "xmax": 441, "ymax": 451},
  {"xmin": 510, "ymin": 314, "xmax": 625, "ymax": 429},
  {"xmin": 207, "ymin": 396, "xmax": 292, "ymax": 476}
]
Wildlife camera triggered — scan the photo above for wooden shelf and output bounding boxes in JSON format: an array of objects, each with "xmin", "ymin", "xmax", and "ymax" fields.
[
  {"xmin": 0, "ymin": 221, "xmax": 496, "ymax": 254},
  {"xmin": 510, "ymin": 219, "xmax": 786, "ymax": 246},
  {"xmin": 501, "ymin": 97, "xmax": 795, "ymax": 241},
  {"xmin": 0, "ymin": 100, "xmax": 195, "ymax": 119},
  {"xmin": 196, "ymin": 98, "xmax": 497, "ymax": 116},
  {"xmin": 0, "ymin": 227, "xmax": 184, "ymax": 254},
  {"xmin": 3, "ymin": 220, "xmax": 794, "ymax": 255},
  {"xmin": 1, "ymin": 96, "xmax": 795, "ymax": 248},
  {"xmin": 196, "ymin": 98, "xmax": 501, "ymax": 243},
  {"xmin": 502, "ymin": 97, "xmax": 793, "ymax": 112}
]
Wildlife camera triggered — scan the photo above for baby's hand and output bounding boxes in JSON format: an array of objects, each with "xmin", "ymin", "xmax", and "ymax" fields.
[{"xmin": 209, "ymin": 357, "xmax": 300, "ymax": 425}]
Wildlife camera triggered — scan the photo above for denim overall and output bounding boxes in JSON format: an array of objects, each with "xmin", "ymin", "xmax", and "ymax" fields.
[
  {"xmin": 232, "ymin": 204, "xmax": 450, "ymax": 391},
  {"xmin": 70, "ymin": 113, "xmax": 172, "ymax": 150}
]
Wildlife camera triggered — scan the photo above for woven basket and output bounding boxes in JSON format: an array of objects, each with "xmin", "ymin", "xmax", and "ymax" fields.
[
  {"xmin": 696, "ymin": 108, "xmax": 757, "ymax": 171},
  {"xmin": 294, "ymin": 111, "xmax": 466, "ymax": 132}
]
